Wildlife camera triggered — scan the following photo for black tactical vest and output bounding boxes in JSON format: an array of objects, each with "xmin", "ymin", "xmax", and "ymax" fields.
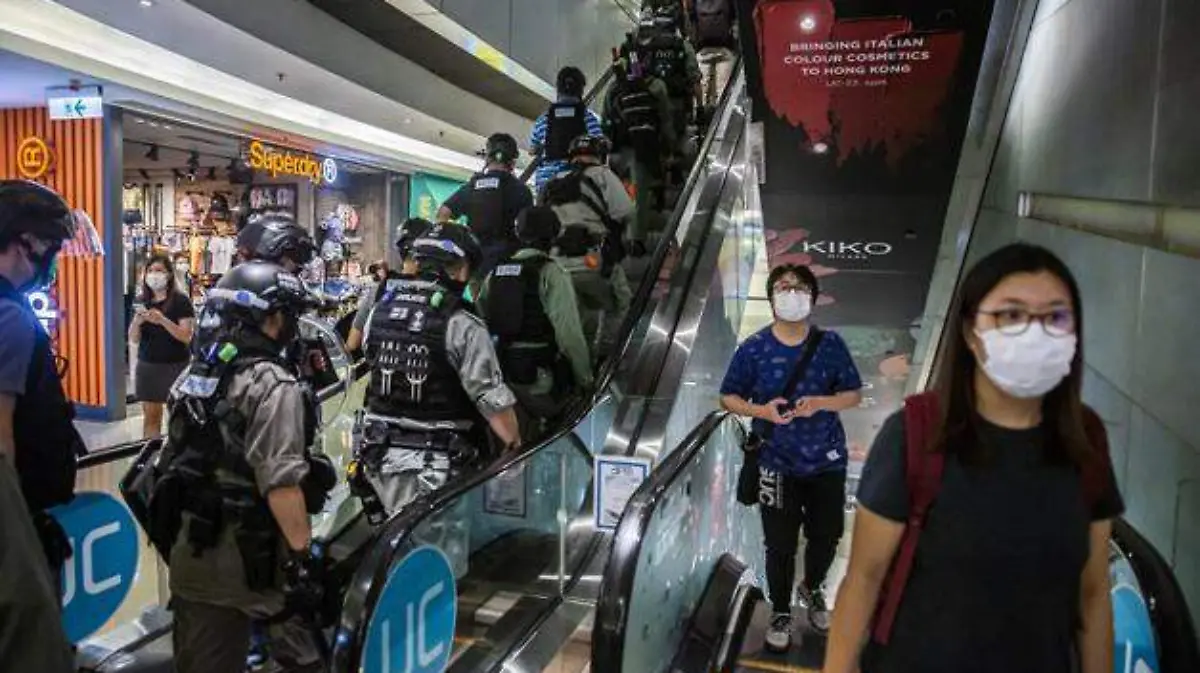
[
  {"xmin": 465, "ymin": 170, "xmax": 514, "ymax": 245},
  {"xmin": 641, "ymin": 31, "xmax": 688, "ymax": 96},
  {"xmin": 0, "ymin": 278, "xmax": 84, "ymax": 512},
  {"xmin": 364, "ymin": 279, "xmax": 479, "ymax": 423},
  {"xmin": 485, "ymin": 255, "xmax": 556, "ymax": 347},
  {"xmin": 616, "ymin": 82, "xmax": 662, "ymax": 160},
  {"xmin": 544, "ymin": 101, "xmax": 589, "ymax": 162}
]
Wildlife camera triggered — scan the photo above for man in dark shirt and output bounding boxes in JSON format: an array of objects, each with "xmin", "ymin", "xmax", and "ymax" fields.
[
  {"xmin": 437, "ymin": 133, "xmax": 534, "ymax": 279},
  {"xmin": 720, "ymin": 263, "xmax": 862, "ymax": 652}
]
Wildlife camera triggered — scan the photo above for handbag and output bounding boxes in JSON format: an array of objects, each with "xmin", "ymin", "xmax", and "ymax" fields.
[{"xmin": 736, "ymin": 327, "xmax": 824, "ymax": 506}]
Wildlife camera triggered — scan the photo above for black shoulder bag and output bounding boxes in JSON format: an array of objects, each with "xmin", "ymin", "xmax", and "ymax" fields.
[{"xmin": 736, "ymin": 327, "xmax": 824, "ymax": 506}]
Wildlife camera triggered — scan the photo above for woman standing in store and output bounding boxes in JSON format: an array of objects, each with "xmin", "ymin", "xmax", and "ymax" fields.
[
  {"xmin": 824, "ymin": 243, "xmax": 1123, "ymax": 673},
  {"xmin": 128, "ymin": 253, "xmax": 195, "ymax": 438}
]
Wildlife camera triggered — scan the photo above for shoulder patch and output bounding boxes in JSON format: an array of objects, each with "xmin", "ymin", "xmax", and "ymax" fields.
[
  {"xmin": 494, "ymin": 264, "xmax": 523, "ymax": 277},
  {"xmin": 554, "ymin": 106, "xmax": 578, "ymax": 118},
  {"xmin": 474, "ymin": 177, "xmax": 500, "ymax": 190}
]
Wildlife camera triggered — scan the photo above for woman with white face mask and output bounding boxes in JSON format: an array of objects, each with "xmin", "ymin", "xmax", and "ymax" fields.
[
  {"xmin": 128, "ymin": 254, "xmax": 195, "ymax": 438},
  {"xmin": 825, "ymin": 243, "xmax": 1124, "ymax": 673}
]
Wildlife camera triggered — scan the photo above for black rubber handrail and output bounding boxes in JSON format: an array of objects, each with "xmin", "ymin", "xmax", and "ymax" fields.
[
  {"xmin": 76, "ymin": 359, "xmax": 370, "ymax": 470},
  {"xmin": 518, "ymin": 64, "xmax": 617, "ymax": 184},
  {"xmin": 1112, "ymin": 518, "xmax": 1200, "ymax": 672},
  {"xmin": 330, "ymin": 59, "xmax": 746, "ymax": 671},
  {"xmin": 592, "ymin": 410, "xmax": 732, "ymax": 672}
]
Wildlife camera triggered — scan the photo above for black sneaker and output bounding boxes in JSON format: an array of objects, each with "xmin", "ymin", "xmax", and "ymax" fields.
[{"xmin": 764, "ymin": 612, "xmax": 793, "ymax": 652}]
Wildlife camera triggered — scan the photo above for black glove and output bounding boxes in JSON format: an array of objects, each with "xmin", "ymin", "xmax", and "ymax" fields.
[{"xmin": 281, "ymin": 547, "xmax": 326, "ymax": 617}]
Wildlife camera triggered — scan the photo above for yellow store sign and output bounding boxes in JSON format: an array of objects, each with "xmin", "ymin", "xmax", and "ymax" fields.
[{"xmin": 248, "ymin": 140, "xmax": 338, "ymax": 185}]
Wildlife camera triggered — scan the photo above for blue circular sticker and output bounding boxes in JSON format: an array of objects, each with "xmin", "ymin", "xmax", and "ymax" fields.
[
  {"xmin": 362, "ymin": 545, "xmax": 457, "ymax": 673},
  {"xmin": 1112, "ymin": 583, "xmax": 1159, "ymax": 673},
  {"xmin": 49, "ymin": 492, "xmax": 140, "ymax": 643}
]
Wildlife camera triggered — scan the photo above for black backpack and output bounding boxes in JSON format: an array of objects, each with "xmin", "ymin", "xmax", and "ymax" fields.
[{"xmin": 694, "ymin": 0, "xmax": 735, "ymax": 48}]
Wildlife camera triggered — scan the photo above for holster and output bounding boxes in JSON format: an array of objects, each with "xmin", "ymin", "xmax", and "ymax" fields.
[{"xmin": 233, "ymin": 503, "xmax": 278, "ymax": 593}]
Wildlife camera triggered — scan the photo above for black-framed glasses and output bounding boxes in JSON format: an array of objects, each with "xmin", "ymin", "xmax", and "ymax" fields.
[{"xmin": 977, "ymin": 307, "xmax": 1076, "ymax": 337}]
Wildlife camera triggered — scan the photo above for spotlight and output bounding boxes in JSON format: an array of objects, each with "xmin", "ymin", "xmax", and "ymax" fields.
[
  {"xmin": 186, "ymin": 151, "xmax": 200, "ymax": 181},
  {"xmin": 207, "ymin": 166, "xmax": 217, "ymax": 181},
  {"xmin": 145, "ymin": 144, "xmax": 159, "ymax": 161},
  {"xmin": 138, "ymin": 169, "xmax": 150, "ymax": 181},
  {"xmin": 172, "ymin": 169, "xmax": 183, "ymax": 181}
]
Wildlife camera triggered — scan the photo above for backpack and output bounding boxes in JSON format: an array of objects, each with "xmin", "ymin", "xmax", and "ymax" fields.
[
  {"xmin": 694, "ymin": 0, "xmax": 735, "ymax": 47},
  {"xmin": 871, "ymin": 392, "xmax": 1114, "ymax": 644}
]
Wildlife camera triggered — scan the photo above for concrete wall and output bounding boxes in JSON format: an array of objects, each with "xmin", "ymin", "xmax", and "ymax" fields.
[
  {"xmin": 968, "ymin": 0, "xmax": 1200, "ymax": 626},
  {"xmin": 431, "ymin": 0, "xmax": 635, "ymax": 89}
]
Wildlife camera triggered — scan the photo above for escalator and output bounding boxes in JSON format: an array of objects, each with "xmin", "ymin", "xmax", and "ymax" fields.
[{"xmin": 68, "ymin": 56, "xmax": 749, "ymax": 673}]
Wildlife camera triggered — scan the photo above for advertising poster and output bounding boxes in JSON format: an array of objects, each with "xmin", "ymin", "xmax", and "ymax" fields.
[
  {"xmin": 750, "ymin": 0, "xmax": 996, "ymax": 327},
  {"xmin": 594, "ymin": 455, "xmax": 652, "ymax": 530}
]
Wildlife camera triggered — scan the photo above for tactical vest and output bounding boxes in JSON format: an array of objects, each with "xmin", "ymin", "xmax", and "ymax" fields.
[
  {"xmin": 544, "ymin": 101, "xmax": 589, "ymax": 162},
  {"xmin": 364, "ymin": 279, "xmax": 479, "ymax": 423},
  {"xmin": 615, "ymin": 83, "xmax": 662, "ymax": 160},
  {"xmin": 486, "ymin": 255, "xmax": 556, "ymax": 348},
  {"xmin": 640, "ymin": 31, "xmax": 689, "ymax": 96},
  {"xmin": 0, "ymin": 279, "xmax": 84, "ymax": 512},
  {"xmin": 464, "ymin": 170, "xmax": 514, "ymax": 245}
]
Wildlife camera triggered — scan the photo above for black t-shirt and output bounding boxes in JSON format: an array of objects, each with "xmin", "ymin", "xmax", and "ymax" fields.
[
  {"xmin": 137, "ymin": 292, "xmax": 195, "ymax": 364},
  {"xmin": 442, "ymin": 169, "xmax": 533, "ymax": 245},
  {"xmin": 856, "ymin": 411, "xmax": 1125, "ymax": 673}
]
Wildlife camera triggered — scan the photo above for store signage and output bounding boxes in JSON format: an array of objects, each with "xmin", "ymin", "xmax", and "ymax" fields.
[
  {"xmin": 50, "ymin": 492, "xmax": 140, "ymax": 643},
  {"xmin": 48, "ymin": 95, "xmax": 104, "ymax": 121},
  {"xmin": 248, "ymin": 140, "xmax": 337, "ymax": 185},
  {"xmin": 17, "ymin": 135, "xmax": 53, "ymax": 179},
  {"xmin": 363, "ymin": 545, "xmax": 456, "ymax": 673},
  {"xmin": 801, "ymin": 240, "xmax": 893, "ymax": 258}
]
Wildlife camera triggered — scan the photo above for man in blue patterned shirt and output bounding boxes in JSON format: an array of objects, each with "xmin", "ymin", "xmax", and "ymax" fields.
[
  {"xmin": 530, "ymin": 66, "xmax": 605, "ymax": 193},
  {"xmin": 719, "ymin": 263, "xmax": 862, "ymax": 653}
]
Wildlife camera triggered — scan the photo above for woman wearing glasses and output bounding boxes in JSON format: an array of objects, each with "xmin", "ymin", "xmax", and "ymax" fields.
[{"xmin": 824, "ymin": 243, "xmax": 1123, "ymax": 673}]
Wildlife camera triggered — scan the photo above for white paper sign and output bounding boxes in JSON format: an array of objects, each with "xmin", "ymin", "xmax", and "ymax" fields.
[{"xmin": 593, "ymin": 455, "xmax": 652, "ymax": 530}]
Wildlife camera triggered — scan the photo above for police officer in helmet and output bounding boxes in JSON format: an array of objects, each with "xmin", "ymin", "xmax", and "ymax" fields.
[
  {"xmin": 479, "ymin": 206, "xmax": 593, "ymax": 437},
  {"xmin": 0, "ymin": 179, "xmax": 78, "ymax": 671},
  {"xmin": 530, "ymin": 66, "xmax": 605, "ymax": 193},
  {"xmin": 157, "ymin": 260, "xmax": 337, "ymax": 673},
  {"xmin": 353, "ymin": 222, "xmax": 520, "ymax": 526},
  {"xmin": 235, "ymin": 215, "xmax": 318, "ymax": 273},
  {"xmin": 541, "ymin": 136, "xmax": 635, "ymax": 363},
  {"xmin": 437, "ymin": 133, "xmax": 534, "ymax": 279},
  {"xmin": 346, "ymin": 217, "xmax": 434, "ymax": 354}
]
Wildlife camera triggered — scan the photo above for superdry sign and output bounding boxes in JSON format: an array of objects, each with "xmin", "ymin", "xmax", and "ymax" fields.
[
  {"xmin": 743, "ymin": 0, "xmax": 996, "ymax": 327},
  {"xmin": 248, "ymin": 140, "xmax": 338, "ymax": 185}
]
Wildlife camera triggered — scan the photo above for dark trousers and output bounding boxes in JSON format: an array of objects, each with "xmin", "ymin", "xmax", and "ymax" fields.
[
  {"xmin": 173, "ymin": 597, "xmax": 323, "ymax": 673},
  {"xmin": 759, "ymin": 469, "xmax": 847, "ymax": 613}
]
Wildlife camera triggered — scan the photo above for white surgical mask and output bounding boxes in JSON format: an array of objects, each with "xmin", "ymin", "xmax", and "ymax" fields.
[
  {"xmin": 146, "ymin": 272, "xmax": 169, "ymax": 292},
  {"xmin": 975, "ymin": 326, "xmax": 1076, "ymax": 399},
  {"xmin": 772, "ymin": 290, "xmax": 812, "ymax": 323}
]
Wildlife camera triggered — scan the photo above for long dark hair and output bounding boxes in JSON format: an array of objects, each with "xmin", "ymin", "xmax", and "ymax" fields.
[
  {"xmin": 140, "ymin": 253, "xmax": 180, "ymax": 303},
  {"xmin": 930, "ymin": 243, "xmax": 1092, "ymax": 466}
]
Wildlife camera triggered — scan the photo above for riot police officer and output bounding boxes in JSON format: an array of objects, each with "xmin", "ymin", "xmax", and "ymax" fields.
[
  {"xmin": 345, "ymin": 217, "xmax": 433, "ymax": 354},
  {"xmin": 637, "ymin": 6, "xmax": 702, "ymax": 152},
  {"xmin": 235, "ymin": 215, "xmax": 318, "ymax": 273},
  {"xmin": 530, "ymin": 66, "xmax": 605, "ymax": 193},
  {"xmin": 541, "ymin": 136, "xmax": 635, "ymax": 362},
  {"xmin": 149, "ymin": 261, "xmax": 336, "ymax": 673},
  {"xmin": 479, "ymin": 207, "xmax": 593, "ymax": 437},
  {"xmin": 437, "ymin": 133, "xmax": 534, "ymax": 279},
  {"xmin": 353, "ymin": 222, "xmax": 520, "ymax": 525},
  {"xmin": 0, "ymin": 179, "xmax": 77, "ymax": 671}
]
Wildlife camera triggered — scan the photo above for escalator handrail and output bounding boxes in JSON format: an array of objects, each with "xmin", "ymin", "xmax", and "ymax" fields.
[
  {"xmin": 331, "ymin": 62, "xmax": 745, "ymax": 670},
  {"xmin": 592, "ymin": 409, "xmax": 732, "ymax": 671},
  {"xmin": 518, "ymin": 64, "xmax": 617, "ymax": 185},
  {"xmin": 76, "ymin": 360, "xmax": 370, "ymax": 470},
  {"xmin": 1112, "ymin": 518, "xmax": 1200, "ymax": 671}
]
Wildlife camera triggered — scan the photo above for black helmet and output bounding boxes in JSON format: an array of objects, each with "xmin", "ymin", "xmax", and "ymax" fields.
[
  {"xmin": 236, "ymin": 216, "xmax": 316, "ymax": 267},
  {"xmin": 0, "ymin": 180, "xmax": 76, "ymax": 248},
  {"xmin": 568, "ymin": 135, "xmax": 611, "ymax": 162},
  {"xmin": 515, "ymin": 206, "xmax": 562, "ymax": 248},
  {"xmin": 205, "ymin": 260, "xmax": 316, "ymax": 326},
  {"xmin": 484, "ymin": 133, "xmax": 520, "ymax": 165},
  {"xmin": 556, "ymin": 66, "xmax": 586, "ymax": 98},
  {"xmin": 395, "ymin": 217, "xmax": 434, "ymax": 257},
  {"xmin": 411, "ymin": 222, "xmax": 483, "ymax": 271}
]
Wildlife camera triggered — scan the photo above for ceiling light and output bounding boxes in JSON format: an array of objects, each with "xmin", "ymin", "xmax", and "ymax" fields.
[
  {"xmin": 135, "ymin": 117, "xmax": 145, "ymax": 124},
  {"xmin": 139, "ymin": 0, "xmax": 154, "ymax": 7},
  {"xmin": 163, "ymin": 125, "xmax": 172, "ymax": 130}
]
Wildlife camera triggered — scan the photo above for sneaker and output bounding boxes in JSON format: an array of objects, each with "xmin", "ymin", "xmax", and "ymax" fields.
[
  {"xmin": 806, "ymin": 588, "xmax": 832, "ymax": 633},
  {"xmin": 764, "ymin": 612, "xmax": 793, "ymax": 652}
]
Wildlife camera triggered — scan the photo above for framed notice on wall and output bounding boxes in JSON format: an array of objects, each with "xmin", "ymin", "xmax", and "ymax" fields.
[{"xmin": 593, "ymin": 455, "xmax": 652, "ymax": 531}]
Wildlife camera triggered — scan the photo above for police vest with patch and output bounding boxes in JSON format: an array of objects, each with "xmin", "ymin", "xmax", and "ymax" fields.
[
  {"xmin": 615, "ymin": 83, "xmax": 662, "ymax": 157},
  {"xmin": 139, "ymin": 344, "xmax": 325, "ymax": 588},
  {"xmin": 544, "ymin": 101, "xmax": 589, "ymax": 162},
  {"xmin": 540, "ymin": 167, "xmax": 625, "ymax": 245},
  {"xmin": 364, "ymin": 280, "xmax": 478, "ymax": 423},
  {"xmin": 464, "ymin": 171, "xmax": 514, "ymax": 244},
  {"xmin": 639, "ymin": 30, "xmax": 689, "ymax": 96},
  {"xmin": 0, "ymin": 278, "xmax": 84, "ymax": 512},
  {"xmin": 486, "ymin": 256, "xmax": 556, "ymax": 348}
]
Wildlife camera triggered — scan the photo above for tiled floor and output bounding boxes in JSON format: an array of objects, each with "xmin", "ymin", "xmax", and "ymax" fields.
[{"xmin": 76, "ymin": 402, "xmax": 152, "ymax": 451}]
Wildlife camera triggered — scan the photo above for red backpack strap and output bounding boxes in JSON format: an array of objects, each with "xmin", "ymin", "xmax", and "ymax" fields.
[{"xmin": 872, "ymin": 392, "xmax": 945, "ymax": 644}]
